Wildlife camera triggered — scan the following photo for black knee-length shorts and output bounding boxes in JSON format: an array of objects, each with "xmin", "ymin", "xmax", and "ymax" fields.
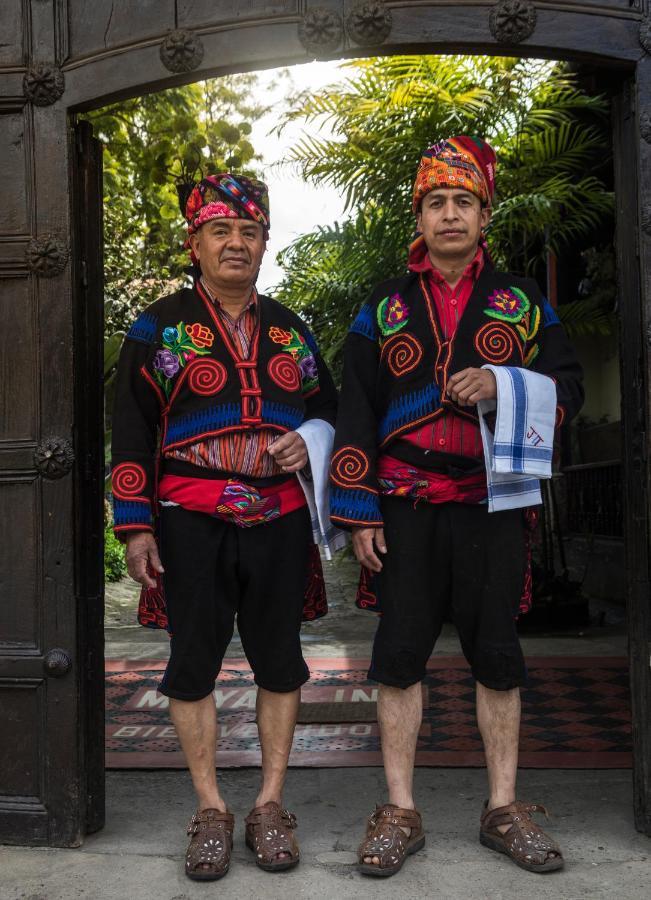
[
  {"xmin": 368, "ymin": 497, "xmax": 528, "ymax": 691},
  {"xmin": 157, "ymin": 504, "xmax": 311, "ymax": 701}
]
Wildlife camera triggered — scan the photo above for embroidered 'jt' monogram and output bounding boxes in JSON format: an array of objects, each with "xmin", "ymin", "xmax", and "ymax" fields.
[{"xmin": 526, "ymin": 426, "xmax": 544, "ymax": 447}]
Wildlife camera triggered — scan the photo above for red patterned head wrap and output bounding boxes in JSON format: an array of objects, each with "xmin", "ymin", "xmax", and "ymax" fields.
[
  {"xmin": 412, "ymin": 136, "xmax": 497, "ymax": 212},
  {"xmin": 183, "ymin": 173, "xmax": 270, "ymax": 240}
]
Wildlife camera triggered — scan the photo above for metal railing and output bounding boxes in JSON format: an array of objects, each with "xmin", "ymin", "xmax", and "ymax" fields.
[{"xmin": 561, "ymin": 460, "xmax": 623, "ymax": 538}]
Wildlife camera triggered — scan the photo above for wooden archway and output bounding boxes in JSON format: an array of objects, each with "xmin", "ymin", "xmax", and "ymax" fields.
[{"xmin": 0, "ymin": 0, "xmax": 649, "ymax": 846}]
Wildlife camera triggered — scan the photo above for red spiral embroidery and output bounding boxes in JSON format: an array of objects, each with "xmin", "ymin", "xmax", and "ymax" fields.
[
  {"xmin": 474, "ymin": 323, "xmax": 517, "ymax": 364},
  {"xmin": 268, "ymin": 353, "xmax": 301, "ymax": 392},
  {"xmin": 331, "ymin": 446, "xmax": 369, "ymax": 486},
  {"xmin": 187, "ymin": 359, "xmax": 227, "ymax": 396},
  {"xmin": 112, "ymin": 462, "xmax": 146, "ymax": 498},
  {"xmin": 382, "ymin": 333, "xmax": 423, "ymax": 377}
]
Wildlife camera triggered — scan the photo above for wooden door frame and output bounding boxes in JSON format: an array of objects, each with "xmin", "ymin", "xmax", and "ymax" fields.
[{"xmin": 1, "ymin": 1, "xmax": 650, "ymax": 847}]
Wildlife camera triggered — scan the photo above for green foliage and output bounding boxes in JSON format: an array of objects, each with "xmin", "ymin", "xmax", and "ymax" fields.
[
  {"xmin": 84, "ymin": 75, "xmax": 267, "ymax": 337},
  {"xmin": 104, "ymin": 523, "xmax": 127, "ymax": 582},
  {"xmin": 274, "ymin": 56, "xmax": 612, "ymax": 374}
]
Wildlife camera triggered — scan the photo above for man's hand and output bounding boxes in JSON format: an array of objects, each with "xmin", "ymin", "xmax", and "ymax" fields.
[
  {"xmin": 352, "ymin": 527, "xmax": 387, "ymax": 573},
  {"xmin": 446, "ymin": 367, "xmax": 497, "ymax": 407},
  {"xmin": 125, "ymin": 531, "xmax": 164, "ymax": 589},
  {"xmin": 267, "ymin": 431, "xmax": 308, "ymax": 472}
]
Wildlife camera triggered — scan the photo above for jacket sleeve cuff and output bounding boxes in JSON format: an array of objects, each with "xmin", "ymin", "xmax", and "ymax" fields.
[
  {"xmin": 329, "ymin": 485, "xmax": 383, "ymax": 529},
  {"xmin": 113, "ymin": 497, "xmax": 154, "ymax": 539}
]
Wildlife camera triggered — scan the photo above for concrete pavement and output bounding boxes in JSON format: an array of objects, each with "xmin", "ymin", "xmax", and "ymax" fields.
[{"xmin": 1, "ymin": 768, "xmax": 649, "ymax": 900}]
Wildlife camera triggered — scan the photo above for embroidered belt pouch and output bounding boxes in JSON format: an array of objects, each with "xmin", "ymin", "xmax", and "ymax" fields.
[{"xmin": 158, "ymin": 473, "xmax": 306, "ymax": 527}]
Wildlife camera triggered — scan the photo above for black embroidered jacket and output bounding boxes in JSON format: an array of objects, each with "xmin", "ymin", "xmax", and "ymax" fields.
[
  {"xmin": 111, "ymin": 283, "xmax": 337, "ymax": 536},
  {"xmin": 330, "ymin": 265, "xmax": 583, "ymax": 528}
]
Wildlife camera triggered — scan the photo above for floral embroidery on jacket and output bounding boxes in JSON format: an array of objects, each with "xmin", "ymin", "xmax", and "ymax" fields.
[
  {"xmin": 516, "ymin": 303, "xmax": 541, "ymax": 367},
  {"xmin": 377, "ymin": 293, "xmax": 410, "ymax": 337},
  {"xmin": 484, "ymin": 286, "xmax": 530, "ymax": 323},
  {"xmin": 269, "ymin": 325, "xmax": 319, "ymax": 394},
  {"xmin": 153, "ymin": 321, "xmax": 212, "ymax": 398}
]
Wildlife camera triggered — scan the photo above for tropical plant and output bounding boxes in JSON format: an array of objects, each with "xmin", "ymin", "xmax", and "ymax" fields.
[
  {"xmin": 85, "ymin": 75, "xmax": 268, "ymax": 339},
  {"xmin": 274, "ymin": 55, "xmax": 613, "ymax": 374},
  {"xmin": 104, "ymin": 523, "xmax": 127, "ymax": 582}
]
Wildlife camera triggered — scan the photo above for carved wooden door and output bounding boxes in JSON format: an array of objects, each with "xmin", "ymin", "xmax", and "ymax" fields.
[{"xmin": 0, "ymin": 119, "xmax": 105, "ymax": 847}]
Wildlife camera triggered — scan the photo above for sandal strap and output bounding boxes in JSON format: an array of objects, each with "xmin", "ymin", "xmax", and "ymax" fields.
[
  {"xmin": 245, "ymin": 801, "xmax": 297, "ymax": 829},
  {"xmin": 369, "ymin": 803, "xmax": 422, "ymax": 832},
  {"xmin": 481, "ymin": 800, "xmax": 548, "ymax": 832},
  {"xmin": 187, "ymin": 808, "xmax": 234, "ymax": 836}
]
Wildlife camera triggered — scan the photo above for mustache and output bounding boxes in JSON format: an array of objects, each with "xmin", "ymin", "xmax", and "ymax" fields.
[{"xmin": 220, "ymin": 253, "xmax": 250, "ymax": 262}]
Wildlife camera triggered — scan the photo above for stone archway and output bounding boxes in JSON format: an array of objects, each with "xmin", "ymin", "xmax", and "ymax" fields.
[{"xmin": 0, "ymin": 1, "xmax": 650, "ymax": 846}]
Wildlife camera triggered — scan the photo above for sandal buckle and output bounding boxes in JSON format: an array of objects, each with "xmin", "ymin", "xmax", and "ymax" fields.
[{"xmin": 282, "ymin": 809, "xmax": 297, "ymax": 828}]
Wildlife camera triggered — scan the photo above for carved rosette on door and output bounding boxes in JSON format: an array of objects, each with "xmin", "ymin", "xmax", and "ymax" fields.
[
  {"xmin": 298, "ymin": 6, "xmax": 344, "ymax": 55},
  {"xmin": 346, "ymin": 1, "xmax": 393, "ymax": 47},
  {"xmin": 22, "ymin": 63, "xmax": 65, "ymax": 106},
  {"xmin": 160, "ymin": 29, "xmax": 205, "ymax": 73},
  {"xmin": 25, "ymin": 236, "xmax": 69, "ymax": 277},
  {"xmin": 489, "ymin": 0, "xmax": 537, "ymax": 43},
  {"xmin": 34, "ymin": 437, "xmax": 75, "ymax": 480}
]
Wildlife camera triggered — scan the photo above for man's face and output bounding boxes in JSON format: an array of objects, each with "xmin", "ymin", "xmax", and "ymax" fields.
[
  {"xmin": 416, "ymin": 188, "xmax": 491, "ymax": 260},
  {"xmin": 188, "ymin": 217, "xmax": 266, "ymax": 289}
]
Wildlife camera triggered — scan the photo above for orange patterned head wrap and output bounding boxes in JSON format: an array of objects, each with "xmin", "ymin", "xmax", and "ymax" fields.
[{"xmin": 412, "ymin": 136, "xmax": 497, "ymax": 212}]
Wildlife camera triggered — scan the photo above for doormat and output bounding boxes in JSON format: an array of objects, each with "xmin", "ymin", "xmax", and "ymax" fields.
[
  {"xmin": 106, "ymin": 657, "xmax": 632, "ymax": 769},
  {"xmin": 297, "ymin": 701, "xmax": 377, "ymax": 724}
]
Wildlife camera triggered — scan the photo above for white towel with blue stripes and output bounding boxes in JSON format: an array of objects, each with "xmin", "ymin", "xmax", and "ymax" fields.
[
  {"xmin": 295, "ymin": 418, "xmax": 348, "ymax": 559},
  {"xmin": 477, "ymin": 365, "xmax": 557, "ymax": 512}
]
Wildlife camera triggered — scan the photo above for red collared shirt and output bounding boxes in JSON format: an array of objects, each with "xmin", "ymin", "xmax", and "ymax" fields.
[{"xmin": 403, "ymin": 245, "xmax": 485, "ymax": 458}]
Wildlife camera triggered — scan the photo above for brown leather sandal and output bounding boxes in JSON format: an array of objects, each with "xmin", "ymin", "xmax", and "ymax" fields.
[
  {"xmin": 245, "ymin": 801, "xmax": 300, "ymax": 872},
  {"xmin": 480, "ymin": 801, "xmax": 564, "ymax": 873},
  {"xmin": 184, "ymin": 808, "xmax": 234, "ymax": 881},
  {"xmin": 357, "ymin": 803, "xmax": 425, "ymax": 877}
]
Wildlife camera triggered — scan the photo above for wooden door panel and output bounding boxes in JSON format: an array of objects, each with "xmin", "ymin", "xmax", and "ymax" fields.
[
  {"xmin": 0, "ymin": 480, "xmax": 40, "ymax": 647},
  {"xmin": 0, "ymin": 107, "xmax": 30, "ymax": 235},
  {"xmin": 0, "ymin": 280, "xmax": 38, "ymax": 441},
  {"xmin": 0, "ymin": 681, "xmax": 44, "ymax": 798},
  {"xmin": 0, "ymin": 0, "xmax": 26, "ymax": 67}
]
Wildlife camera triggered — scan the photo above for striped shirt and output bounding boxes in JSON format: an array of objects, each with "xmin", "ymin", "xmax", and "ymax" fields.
[{"xmin": 166, "ymin": 279, "xmax": 284, "ymax": 477}]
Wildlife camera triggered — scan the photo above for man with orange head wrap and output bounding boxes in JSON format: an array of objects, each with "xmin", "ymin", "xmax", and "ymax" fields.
[{"xmin": 331, "ymin": 137, "xmax": 583, "ymax": 877}]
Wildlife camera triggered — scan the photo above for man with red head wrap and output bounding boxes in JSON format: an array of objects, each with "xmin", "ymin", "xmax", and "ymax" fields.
[{"xmin": 111, "ymin": 171, "xmax": 338, "ymax": 881}]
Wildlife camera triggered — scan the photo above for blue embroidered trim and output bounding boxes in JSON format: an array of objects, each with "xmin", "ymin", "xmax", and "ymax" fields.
[
  {"xmin": 303, "ymin": 327, "xmax": 319, "ymax": 355},
  {"xmin": 350, "ymin": 303, "xmax": 378, "ymax": 341},
  {"xmin": 261, "ymin": 401, "xmax": 304, "ymax": 431},
  {"xmin": 542, "ymin": 298, "xmax": 560, "ymax": 327},
  {"xmin": 166, "ymin": 403, "xmax": 241, "ymax": 444},
  {"xmin": 165, "ymin": 401, "xmax": 304, "ymax": 445},
  {"xmin": 378, "ymin": 382, "xmax": 441, "ymax": 443},
  {"xmin": 127, "ymin": 310, "xmax": 157, "ymax": 345},
  {"xmin": 330, "ymin": 487, "xmax": 382, "ymax": 523},
  {"xmin": 113, "ymin": 499, "xmax": 152, "ymax": 527}
]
